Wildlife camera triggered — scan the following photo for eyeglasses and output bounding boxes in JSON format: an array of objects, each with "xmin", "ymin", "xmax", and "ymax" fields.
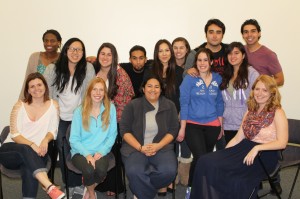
[{"xmin": 68, "ymin": 47, "xmax": 83, "ymax": 53}]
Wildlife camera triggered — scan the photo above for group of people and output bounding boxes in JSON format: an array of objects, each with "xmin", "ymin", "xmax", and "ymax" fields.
[{"xmin": 0, "ymin": 17, "xmax": 288, "ymax": 199}]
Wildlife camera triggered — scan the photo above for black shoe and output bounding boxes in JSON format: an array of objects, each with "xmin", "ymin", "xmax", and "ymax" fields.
[
  {"xmin": 270, "ymin": 182, "xmax": 282, "ymax": 195},
  {"xmin": 258, "ymin": 182, "xmax": 263, "ymax": 190},
  {"xmin": 167, "ymin": 187, "xmax": 175, "ymax": 193},
  {"xmin": 157, "ymin": 192, "xmax": 167, "ymax": 197}
]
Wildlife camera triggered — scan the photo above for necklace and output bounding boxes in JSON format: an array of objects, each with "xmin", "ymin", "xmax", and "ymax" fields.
[{"xmin": 132, "ymin": 67, "xmax": 144, "ymax": 73}]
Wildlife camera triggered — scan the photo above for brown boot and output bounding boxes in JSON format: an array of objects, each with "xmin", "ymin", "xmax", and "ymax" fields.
[{"xmin": 179, "ymin": 162, "xmax": 191, "ymax": 186}]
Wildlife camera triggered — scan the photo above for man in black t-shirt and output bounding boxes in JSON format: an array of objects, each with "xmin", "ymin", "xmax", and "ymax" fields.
[
  {"xmin": 184, "ymin": 18, "xmax": 228, "ymax": 77},
  {"xmin": 120, "ymin": 45, "xmax": 151, "ymax": 99}
]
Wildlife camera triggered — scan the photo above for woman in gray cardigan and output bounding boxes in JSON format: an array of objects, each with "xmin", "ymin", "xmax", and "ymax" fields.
[{"xmin": 119, "ymin": 75, "xmax": 179, "ymax": 199}]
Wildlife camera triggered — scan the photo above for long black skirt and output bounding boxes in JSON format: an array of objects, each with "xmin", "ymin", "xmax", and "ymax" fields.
[{"xmin": 190, "ymin": 139, "xmax": 279, "ymax": 199}]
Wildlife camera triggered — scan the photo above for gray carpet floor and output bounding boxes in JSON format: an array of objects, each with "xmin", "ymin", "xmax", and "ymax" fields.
[{"xmin": 1, "ymin": 166, "xmax": 299, "ymax": 198}]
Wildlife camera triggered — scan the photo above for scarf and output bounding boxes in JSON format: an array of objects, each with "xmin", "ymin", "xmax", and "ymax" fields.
[{"xmin": 243, "ymin": 108, "xmax": 276, "ymax": 140}]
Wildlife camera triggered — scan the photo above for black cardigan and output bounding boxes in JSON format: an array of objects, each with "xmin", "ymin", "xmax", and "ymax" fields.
[{"xmin": 119, "ymin": 96, "xmax": 179, "ymax": 157}]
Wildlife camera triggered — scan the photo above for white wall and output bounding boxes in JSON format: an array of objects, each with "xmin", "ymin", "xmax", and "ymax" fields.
[{"xmin": 1, "ymin": 0, "xmax": 299, "ymax": 129}]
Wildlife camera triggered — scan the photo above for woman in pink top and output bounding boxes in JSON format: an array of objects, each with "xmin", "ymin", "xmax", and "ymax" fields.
[
  {"xmin": 0, "ymin": 73, "xmax": 64, "ymax": 199},
  {"xmin": 190, "ymin": 75, "xmax": 288, "ymax": 199}
]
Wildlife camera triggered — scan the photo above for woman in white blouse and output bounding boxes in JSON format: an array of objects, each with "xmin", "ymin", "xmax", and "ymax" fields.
[{"xmin": 0, "ymin": 73, "xmax": 64, "ymax": 199}]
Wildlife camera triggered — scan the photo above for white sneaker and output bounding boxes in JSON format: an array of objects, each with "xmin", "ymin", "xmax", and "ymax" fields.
[
  {"xmin": 185, "ymin": 187, "xmax": 191, "ymax": 199},
  {"xmin": 74, "ymin": 185, "xmax": 85, "ymax": 195},
  {"xmin": 64, "ymin": 187, "xmax": 74, "ymax": 199},
  {"xmin": 133, "ymin": 195, "xmax": 138, "ymax": 199}
]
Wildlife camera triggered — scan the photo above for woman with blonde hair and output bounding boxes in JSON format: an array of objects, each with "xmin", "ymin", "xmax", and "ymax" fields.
[
  {"xmin": 190, "ymin": 75, "xmax": 288, "ymax": 199},
  {"xmin": 70, "ymin": 77, "xmax": 117, "ymax": 199}
]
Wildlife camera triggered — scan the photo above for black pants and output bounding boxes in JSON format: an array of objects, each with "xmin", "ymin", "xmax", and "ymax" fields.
[
  {"xmin": 57, "ymin": 119, "xmax": 82, "ymax": 187},
  {"xmin": 72, "ymin": 154, "xmax": 109, "ymax": 186},
  {"xmin": 224, "ymin": 130, "xmax": 238, "ymax": 144},
  {"xmin": 185, "ymin": 123, "xmax": 220, "ymax": 186}
]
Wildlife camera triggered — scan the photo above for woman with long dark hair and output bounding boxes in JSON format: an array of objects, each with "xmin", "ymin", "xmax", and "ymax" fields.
[
  {"xmin": 146, "ymin": 39, "xmax": 183, "ymax": 113},
  {"xmin": 94, "ymin": 42, "xmax": 134, "ymax": 196},
  {"xmin": 178, "ymin": 48, "xmax": 224, "ymax": 198},
  {"xmin": 220, "ymin": 42, "xmax": 259, "ymax": 143},
  {"xmin": 44, "ymin": 37, "xmax": 95, "ymax": 194}
]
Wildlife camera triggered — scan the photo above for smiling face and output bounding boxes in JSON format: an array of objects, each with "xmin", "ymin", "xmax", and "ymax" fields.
[
  {"xmin": 43, "ymin": 33, "xmax": 60, "ymax": 53},
  {"xmin": 98, "ymin": 47, "xmax": 113, "ymax": 68},
  {"xmin": 242, "ymin": 24, "xmax": 261, "ymax": 46},
  {"xmin": 91, "ymin": 82, "xmax": 105, "ymax": 104},
  {"xmin": 253, "ymin": 81, "xmax": 271, "ymax": 107},
  {"xmin": 28, "ymin": 78, "xmax": 46, "ymax": 99},
  {"xmin": 129, "ymin": 50, "xmax": 147, "ymax": 71},
  {"xmin": 227, "ymin": 47, "xmax": 245, "ymax": 67},
  {"xmin": 196, "ymin": 52, "xmax": 213, "ymax": 74},
  {"xmin": 67, "ymin": 41, "xmax": 83, "ymax": 64},
  {"xmin": 158, "ymin": 43, "xmax": 171, "ymax": 65},
  {"xmin": 173, "ymin": 41, "xmax": 188, "ymax": 60},
  {"xmin": 206, "ymin": 24, "xmax": 224, "ymax": 47},
  {"xmin": 143, "ymin": 78, "xmax": 161, "ymax": 104}
]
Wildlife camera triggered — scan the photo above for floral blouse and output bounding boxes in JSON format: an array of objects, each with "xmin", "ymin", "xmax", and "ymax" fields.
[{"xmin": 114, "ymin": 66, "xmax": 135, "ymax": 122}]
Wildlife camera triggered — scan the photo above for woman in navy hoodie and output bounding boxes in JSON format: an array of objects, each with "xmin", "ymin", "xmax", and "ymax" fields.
[{"xmin": 178, "ymin": 48, "xmax": 224, "ymax": 197}]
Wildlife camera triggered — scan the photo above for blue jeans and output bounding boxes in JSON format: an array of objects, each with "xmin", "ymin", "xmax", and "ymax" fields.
[
  {"xmin": 57, "ymin": 119, "xmax": 82, "ymax": 187},
  {"xmin": 0, "ymin": 143, "xmax": 48, "ymax": 198},
  {"xmin": 123, "ymin": 150, "xmax": 177, "ymax": 199}
]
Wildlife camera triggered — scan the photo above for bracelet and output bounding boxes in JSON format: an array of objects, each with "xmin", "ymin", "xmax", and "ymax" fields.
[
  {"xmin": 30, "ymin": 142, "xmax": 34, "ymax": 147},
  {"xmin": 138, "ymin": 145, "xmax": 142, "ymax": 151}
]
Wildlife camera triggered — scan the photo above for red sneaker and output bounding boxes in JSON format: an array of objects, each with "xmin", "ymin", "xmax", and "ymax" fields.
[{"xmin": 47, "ymin": 185, "xmax": 65, "ymax": 199}]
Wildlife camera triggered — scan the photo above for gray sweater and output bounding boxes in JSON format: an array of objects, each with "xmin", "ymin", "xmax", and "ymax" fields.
[{"xmin": 221, "ymin": 66, "xmax": 259, "ymax": 130}]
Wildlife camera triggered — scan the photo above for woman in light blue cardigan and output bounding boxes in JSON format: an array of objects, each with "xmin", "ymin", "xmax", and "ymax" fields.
[{"xmin": 70, "ymin": 77, "xmax": 117, "ymax": 199}]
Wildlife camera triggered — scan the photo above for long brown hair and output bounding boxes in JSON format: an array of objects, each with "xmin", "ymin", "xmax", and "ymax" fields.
[
  {"xmin": 81, "ymin": 77, "xmax": 111, "ymax": 131},
  {"xmin": 247, "ymin": 75, "xmax": 281, "ymax": 112},
  {"xmin": 152, "ymin": 39, "xmax": 176, "ymax": 97},
  {"xmin": 23, "ymin": 72, "xmax": 49, "ymax": 104},
  {"xmin": 94, "ymin": 43, "xmax": 118, "ymax": 100}
]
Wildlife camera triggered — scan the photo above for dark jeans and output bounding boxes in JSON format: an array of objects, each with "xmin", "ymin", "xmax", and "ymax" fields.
[
  {"xmin": 123, "ymin": 150, "xmax": 177, "ymax": 199},
  {"xmin": 57, "ymin": 119, "xmax": 82, "ymax": 187},
  {"xmin": 72, "ymin": 154, "xmax": 109, "ymax": 186},
  {"xmin": 185, "ymin": 123, "xmax": 220, "ymax": 186},
  {"xmin": 0, "ymin": 143, "xmax": 48, "ymax": 198}
]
